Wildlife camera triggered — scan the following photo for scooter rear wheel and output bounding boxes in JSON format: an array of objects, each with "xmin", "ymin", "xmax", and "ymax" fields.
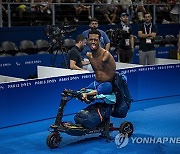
[
  {"xmin": 46, "ymin": 131, "xmax": 62, "ymax": 149},
  {"xmin": 119, "ymin": 121, "xmax": 133, "ymax": 137}
]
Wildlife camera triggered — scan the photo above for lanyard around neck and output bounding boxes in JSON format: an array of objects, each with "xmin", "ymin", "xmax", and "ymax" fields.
[{"xmin": 144, "ymin": 23, "xmax": 152, "ymax": 34}]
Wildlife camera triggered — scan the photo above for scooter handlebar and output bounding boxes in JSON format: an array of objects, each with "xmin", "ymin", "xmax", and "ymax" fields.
[
  {"xmin": 63, "ymin": 89, "xmax": 95, "ymax": 104},
  {"xmin": 63, "ymin": 89, "xmax": 82, "ymax": 98}
]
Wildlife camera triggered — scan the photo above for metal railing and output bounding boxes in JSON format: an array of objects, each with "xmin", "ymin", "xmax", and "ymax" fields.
[{"xmin": 0, "ymin": 2, "xmax": 180, "ymax": 27}]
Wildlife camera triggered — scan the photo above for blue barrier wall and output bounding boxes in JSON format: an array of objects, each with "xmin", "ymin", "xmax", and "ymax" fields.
[
  {"xmin": 0, "ymin": 47, "xmax": 175, "ymax": 79},
  {"xmin": 0, "ymin": 64, "xmax": 180, "ymax": 128},
  {"xmin": 0, "ymin": 54, "xmax": 68, "ymax": 79}
]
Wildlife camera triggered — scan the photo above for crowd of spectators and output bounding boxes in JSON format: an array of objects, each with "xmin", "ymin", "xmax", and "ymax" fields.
[{"xmin": 0, "ymin": 0, "xmax": 179, "ymax": 26}]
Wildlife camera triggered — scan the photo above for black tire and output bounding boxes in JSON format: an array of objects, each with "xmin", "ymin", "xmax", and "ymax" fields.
[
  {"xmin": 119, "ymin": 121, "xmax": 133, "ymax": 138},
  {"xmin": 46, "ymin": 132, "xmax": 62, "ymax": 149}
]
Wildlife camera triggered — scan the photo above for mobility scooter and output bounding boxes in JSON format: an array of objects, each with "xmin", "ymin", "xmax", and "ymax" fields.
[{"xmin": 46, "ymin": 88, "xmax": 134, "ymax": 149}]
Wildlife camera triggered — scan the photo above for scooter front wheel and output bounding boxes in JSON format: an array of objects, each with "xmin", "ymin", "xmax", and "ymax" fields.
[{"xmin": 46, "ymin": 131, "xmax": 62, "ymax": 149}]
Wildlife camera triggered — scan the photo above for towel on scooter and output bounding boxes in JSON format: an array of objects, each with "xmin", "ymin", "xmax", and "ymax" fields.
[
  {"xmin": 81, "ymin": 89, "xmax": 116, "ymax": 104},
  {"xmin": 96, "ymin": 93, "xmax": 116, "ymax": 104}
]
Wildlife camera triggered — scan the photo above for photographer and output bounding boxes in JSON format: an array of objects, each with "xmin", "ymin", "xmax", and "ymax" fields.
[{"xmin": 117, "ymin": 12, "xmax": 134, "ymax": 63}]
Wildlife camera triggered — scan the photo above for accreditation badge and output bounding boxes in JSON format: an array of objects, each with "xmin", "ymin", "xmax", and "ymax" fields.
[
  {"xmin": 125, "ymin": 39, "xmax": 130, "ymax": 46},
  {"xmin": 146, "ymin": 39, "xmax": 152, "ymax": 44}
]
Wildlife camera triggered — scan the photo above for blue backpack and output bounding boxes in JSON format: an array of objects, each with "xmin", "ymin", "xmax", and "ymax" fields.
[{"xmin": 111, "ymin": 72, "xmax": 133, "ymax": 118}]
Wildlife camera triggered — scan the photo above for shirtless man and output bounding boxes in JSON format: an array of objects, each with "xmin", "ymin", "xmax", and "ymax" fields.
[{"xmin": 82, "ymin": 29, "xmax": 116, "ymax": 101}]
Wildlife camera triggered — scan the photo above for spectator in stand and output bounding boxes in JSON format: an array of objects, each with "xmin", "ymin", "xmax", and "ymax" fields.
[
  {"xmin": 81, "ymin": 17, "xmax": 111, "ymax": 58},
  {"xmin": 16, "ymin": 0, "xmax": 29, "ymax": 19},
  {"xmin": 93, "ymin": 0, "xmax": 103, "ymax": 20},
  {"xmin": 119, "ymin": 0, "xmax": 133, "ymax": 12},
  {"xmin": 38, "ymin": 0, "xmax": 52, "ymax": 15},
  {"xmin": 156, "ymin": 0, "xmax": 172, "ymax": 24},
  {"xmin": 58, "ymin": 0, "xmax": 78, "ymax": 23},
  {"xmin": 99, "ymin": 0, "xmax": 118, "ymax": 25},
  {"xmin": 74, "ymin": 0, "xmax": 92, "ymax": 22},
  {"xmin": 169, "ymin": 0, "xmax": 180, "ymax": 23},
  {"xmin": 112, "ymin": 0, "xmax": 135, "ymax": 23},
  {"xmin": 134, "ymin": 0, "xmax": 146, "ymax": 23}
]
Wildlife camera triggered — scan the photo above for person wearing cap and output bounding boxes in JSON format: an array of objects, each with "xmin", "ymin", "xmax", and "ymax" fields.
[
  {"xmin": 138, "ymin": 12, "xmax": 157, "ymax": 65},
  {"xmin": 117, "ymin": 12, "xmax": 134, "ymax": 63}
]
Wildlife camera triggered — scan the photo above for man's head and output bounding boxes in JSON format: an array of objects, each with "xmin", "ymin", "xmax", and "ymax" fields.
[
  {"xmin": 144, "ymin": 12, "xmax": 152, "ymax": 24},
  {"xmin": 120, "ymin": 12, "xmax": 129, "ymax": 24},
  {"xmin": 88, "ymin": 29, "xmax": 101, "ymax": 52},
  {"xmin": 75, "ymin": 35, "xmax": 86, "ymax": 51},
  {"xmin": 89, "ymin": 18, "xmax": 99, "ymax": 30}
]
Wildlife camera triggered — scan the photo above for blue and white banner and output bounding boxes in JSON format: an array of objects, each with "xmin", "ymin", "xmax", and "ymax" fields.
[
  {"xmin": 0, "ymin": 54, "xmax": 68, "ymax": 79},
  {"xmin": 0, "ymin": 64, "xmax": 180, "ymax": 128}
]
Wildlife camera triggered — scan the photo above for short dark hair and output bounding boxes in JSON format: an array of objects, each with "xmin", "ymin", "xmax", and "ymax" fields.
[
  {"xmin": 144, "ymin": 12, "xmax": 152, "ymax": 17},
  {"xmin": 75, "ymin": 35, "xmax": 86, "ymax": 43},
  {"xmin": 90, "ymin": 17, "xmax": 98, "ymax": 23},
  {"xmin": 88, "ymin": 29, "xmax": 101, "ymax": 39}
]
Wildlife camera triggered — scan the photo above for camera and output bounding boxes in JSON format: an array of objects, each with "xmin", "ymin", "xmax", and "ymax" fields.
[
  {"xmin": 45, "ymin": 23, "xmax": 77, "ymax": 47},
  {"xmin": 106, "ymin": 28, "xmax": 129, "ymax": 50}
]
